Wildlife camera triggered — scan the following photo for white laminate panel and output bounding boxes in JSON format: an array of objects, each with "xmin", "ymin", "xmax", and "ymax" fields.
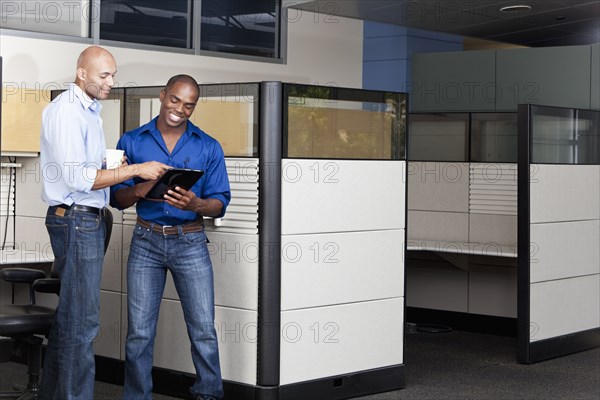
[
  {"xmin": 94, "ymin": 290, "xmax": 122, "ymax": 359},
  {"xmin": 530, "ymin": 220, "xmax": 600, "ymax": 283},
  {"xmin": 468, "ymin": 267, "xmax": 517, "ymax": 318},
  {"xmin": 405, "ymin": 264, "xmax": 468, "ymax": 312},
  {"xmin": 121, "ymin": 224, "xmax": 133, "ymax": 293},
  {"xmin": 469, "ymin": 214, "xmax": 517, "ymax": 247},
  {"xmin": 281, "ymin": 160, "xmax": 405, "ymax": 235},
  {"xmin": 14, "ymin": 157, "xmax": 47, "ymax": 218},
  {"xmin": 407, "ymin": 162, "xmax": 469, "ymax": 213},
  {"xmin": 530, "ymin": 275, "xmax": 600, "ymax": 342},
  {"xmin": 280, "ymin": 298, "xmax": 404, "ymax": 385},
  {"xmin": 137, "ymin": 232, "xmax": 259, "ymax": 311},
  {"xmin": 214, "ymin": 307, "xmax": 258, "ymax": 385},
  {"xmin": 13, "ymin": 216, "xmax": 51, "ymax": 254},
  {"xmin": 281, "ymin": 230, "xmax": 404, "ymax": 310},
  {"xmin": 407, "ymin": 210, "xmax": 469, "ymax": 243},
  {"xmin": 210, "ymin": 233, "xmax": 259, "ymax": 310},
  {"xmin": 530, "ymin": 165, "xmax": 600, "ymax": 223},
  {"xmin": 101, "ymin": 223, "xmax": 123, "ymax": 292},
  {"xmin": 128, "ymin": 297, "xmax": 259, "ymax": 385}
]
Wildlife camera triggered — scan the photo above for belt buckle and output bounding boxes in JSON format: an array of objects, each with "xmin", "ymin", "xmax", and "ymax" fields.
[{"xmin": 162, "ymin": 225, "xmax": 173, "ymax": 235}]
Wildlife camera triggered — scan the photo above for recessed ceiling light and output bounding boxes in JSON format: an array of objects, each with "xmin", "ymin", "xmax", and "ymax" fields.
[{"xmin": 500, "ymin": 4, "xmax": 532, "ymax": 13}]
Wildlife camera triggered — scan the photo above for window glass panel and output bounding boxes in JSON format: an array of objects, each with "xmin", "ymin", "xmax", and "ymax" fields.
[
  {"xmin": 285, "ymin": 84, "xmax": 406, "ymax": 160},
  {"xmin": 531, "ymin": 106, "xmax": 578, "ymax": 164},
  {"xmin": 574, "ymin": 110, "xmax": 599, "ymax": 164},
  {"xmin": 1, "ymin": 0, "xmax": 90, "ymax": 37},
  {"xmin": 471, "ymin": 113, "xmax": 517, "ymax": 162},
  {"xmin": 408, "ymin": 113, "xmax": 468, "ymax": 161},
  {"xmin": 201, "ymin": 0, "xmax": 280, "ymax": 58},
  {"xmin": 100, "ymin": 0, "xmax": 191, "ymax": 48},
  {"xmin": 124, "ymin": 84, "xmax": 258, "ymax": 157}
]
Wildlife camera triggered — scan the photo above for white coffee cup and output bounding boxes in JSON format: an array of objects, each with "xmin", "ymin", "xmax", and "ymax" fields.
[{"xmin": 105, "ymin": 149, "xmax": 125, "ymax": 169}]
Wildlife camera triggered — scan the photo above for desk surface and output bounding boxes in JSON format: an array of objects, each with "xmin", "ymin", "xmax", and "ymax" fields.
[{"xmin": 407, "ymin": 240, "xmax": 517, "ymax": 258}]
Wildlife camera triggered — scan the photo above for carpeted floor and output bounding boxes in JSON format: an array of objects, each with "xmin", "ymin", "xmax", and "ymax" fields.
[{"xmin": 1, "ymin": 330, "xmax": 598, "ymax": 399}]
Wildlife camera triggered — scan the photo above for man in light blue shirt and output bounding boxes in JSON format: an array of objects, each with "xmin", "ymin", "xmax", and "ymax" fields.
[{"xmin": 39, "ymin": 46, "xmax": 169, "ymax": 400}]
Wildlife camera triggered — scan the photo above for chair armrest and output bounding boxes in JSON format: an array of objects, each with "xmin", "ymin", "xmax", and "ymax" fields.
[
  {"xmin": 33, "ymin": 278, "xmax": 61, "ymax": 295},
  {"xmin": 0, "ymin": 267, "xmax": 46, "ymax": 284}
]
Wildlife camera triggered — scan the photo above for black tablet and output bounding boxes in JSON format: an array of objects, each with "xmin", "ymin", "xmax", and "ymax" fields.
[{"xmin": 144, "ymin": 168, "xmax": 204, "ymax": 200}]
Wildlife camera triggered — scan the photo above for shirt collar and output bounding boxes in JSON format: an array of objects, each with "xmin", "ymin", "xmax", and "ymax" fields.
[
  {"xmin": 140, "ymin": 117, "xmax": 203, "ymax": 137},
  {"xmin": 70, "ymin": 82, "xmax": 102, "ymax": 113}
]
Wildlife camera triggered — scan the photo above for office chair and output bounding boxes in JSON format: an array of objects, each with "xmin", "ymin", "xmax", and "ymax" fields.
[{"xmin": 0, "ymin": 209, "xmax": 113, "ymax": 400}]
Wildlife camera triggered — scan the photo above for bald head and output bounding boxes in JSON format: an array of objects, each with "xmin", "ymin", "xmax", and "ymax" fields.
[{"xmin": 75, "ymin": 46, "xmax": 117, "ymax": 100}]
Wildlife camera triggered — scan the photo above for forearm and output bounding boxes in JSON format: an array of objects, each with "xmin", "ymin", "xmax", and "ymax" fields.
[
  {"xmin": 189, "ymin": 197, "xmax": 223, "ymax": 218},
  {"xmin": 91, "ymin": 165, "xmax": 142, "ymax": 190},
  {"xmin": 113, "ymin": 185, "xmax": 144, "ymax": 209}
]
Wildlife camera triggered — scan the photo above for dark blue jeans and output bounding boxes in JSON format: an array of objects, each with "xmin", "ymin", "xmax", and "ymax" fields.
[
  {"xmin": 123, "ymin": 222, "xmax": 223, "ymax": 400},
  {"xmin": 40, "ymin": 206, "xmax": 106, "ymax": 400}
]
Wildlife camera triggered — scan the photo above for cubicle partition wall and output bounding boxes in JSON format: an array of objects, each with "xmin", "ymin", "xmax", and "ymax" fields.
[
  {"xmin": 406, "ymin": 112, "xmax": 518, "ymax": 322},
  {"xmin": 517, "ymin": 104, "xmax": 600, "ymax": 363},
  {"xmin": 276, "ymin": 84, "xmax": 407, "ymax": 398}
]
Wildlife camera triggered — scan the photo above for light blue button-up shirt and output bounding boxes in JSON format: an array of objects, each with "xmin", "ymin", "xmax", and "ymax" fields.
[{"xmin": 40, "ymin": 83, "xmax": 108, "ymax": 208}]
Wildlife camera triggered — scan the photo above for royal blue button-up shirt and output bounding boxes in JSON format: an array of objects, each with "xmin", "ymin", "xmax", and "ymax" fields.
[{"xmin": 111, "ymin": 117, "xmax": 231, "ymax": 226}]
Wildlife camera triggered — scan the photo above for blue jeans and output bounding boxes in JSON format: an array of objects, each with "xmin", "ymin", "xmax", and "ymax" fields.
[
  {"xmin": 40, "ymin": 206, "xmax": 106, "ymax": 400},
  {"xmin": 123, "ymin": 222, "xmax": 223, "ymax": 400}
]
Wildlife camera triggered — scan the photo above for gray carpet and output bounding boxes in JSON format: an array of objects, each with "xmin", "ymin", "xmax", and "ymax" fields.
[{"xmin": 1, "ymin": 330, "xmax": 598, "ymax": 399}]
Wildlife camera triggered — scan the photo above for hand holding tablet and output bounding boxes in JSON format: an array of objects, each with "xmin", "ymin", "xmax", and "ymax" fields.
[{"xmin": 144, "ymin": 168, "xmax": 204, "ymax": 200}]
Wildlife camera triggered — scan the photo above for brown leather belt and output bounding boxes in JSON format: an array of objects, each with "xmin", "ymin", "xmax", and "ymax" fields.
[{"xmin": 136, "ymin": 217, "xmax": 204, "ymax": 235}]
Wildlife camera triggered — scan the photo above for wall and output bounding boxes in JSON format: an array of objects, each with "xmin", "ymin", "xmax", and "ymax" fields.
[
  {"xmin": 411, "ymin": 44, "xmax": 600, "ymax": 112},
  {"xmin": 362, "ymin": 22, "xmax": 462, "ymax": 92}
]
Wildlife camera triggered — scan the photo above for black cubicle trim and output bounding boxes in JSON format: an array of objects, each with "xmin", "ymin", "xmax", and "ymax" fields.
[
  {"xmin": 517, "ymin": 104, "xmax": 532, "ymax": 364},
  {"xmin": 256, "ymin": 81, "xmax": 283, "ymax": 396},
  {"xmin": 279, "ymin": 365, "xmax": 405, "ymax": 400},
  {"xmin": 528, "ymin": 328, "xmax": 600, "ymax": 363}
]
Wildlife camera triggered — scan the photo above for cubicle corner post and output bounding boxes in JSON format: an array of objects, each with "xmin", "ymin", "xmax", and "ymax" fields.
[
  {"xmin": 516, "ymin": 103, "xmax": 532, "ymax": 364},
  {"xmin": 256, "ymin": 81, "xmax": 283, "ymax": 398}
]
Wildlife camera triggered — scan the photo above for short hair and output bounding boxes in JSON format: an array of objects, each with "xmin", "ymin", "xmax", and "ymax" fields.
[{"xmin": 164, "ymin": 74, "xmax": 200, "ymax": 98}]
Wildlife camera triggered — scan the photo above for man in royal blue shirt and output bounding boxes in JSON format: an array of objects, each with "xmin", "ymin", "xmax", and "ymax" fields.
[{"xmin": 111, "ymin": 75, "xmax": 230, "ymax": 400}]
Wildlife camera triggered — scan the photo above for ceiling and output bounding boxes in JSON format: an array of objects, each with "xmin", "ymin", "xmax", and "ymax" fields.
[{"xmin": 291, "ymin": 0, "xmax": 600, "ymax": 47}]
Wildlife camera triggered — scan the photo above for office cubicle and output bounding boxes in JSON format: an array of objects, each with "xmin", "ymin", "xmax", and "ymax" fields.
[
  {"xmin": 49, "ymin": 82, "xmax": 407, "ymax": 399},
  {"xmin": 517, "ymin": 104, "xmax": 600, "ymax": 363},
  {"xmin": 406, "ymin": 112, "xmax": 519, "ymax": 323},
  {"xmin": 406, "ymin": 105, "xmax": 599, "ymax": 363}
]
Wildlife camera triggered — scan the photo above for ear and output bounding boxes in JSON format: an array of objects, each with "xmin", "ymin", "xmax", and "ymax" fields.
[
  {"xmin": 76, "ymin": 67, "xmax": 86, "ymax": 82},
  {"xmin": 159, "ymin": 89, "xmax": 165, "ymax": 103}
]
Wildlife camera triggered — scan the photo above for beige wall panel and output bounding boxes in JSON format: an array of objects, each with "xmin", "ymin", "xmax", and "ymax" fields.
[
  {"xmin": 14, "ymin": 157, "xmax": 47, "ymax": 218},
  {"xmin": 469, "ymin": 214, "xmax": 517, "ymax": 247},
  {"xmin": 407, "ymin": 210, "xmax": 468, "ymax": 243},
  {"xmin": 1, "ymin": 88, "xmax": 50, "ymax": 153},
  {"xmin": 406, "ymin": 264, "xmax": 468, "ymax": 312},
  {"xmin": 121, "ymin": 298, "xmax": 259, "ymax": 385},
  {"xmin": 94, "ymin": 290, "xmax": 122, "ymax": 359},
  {"xmin": 468, "ymin": 267, "xmax": 517, "ymax": 318},
  {"xmin": 407, "ymin": 162, "xmax": 470, "ymax": 212}
]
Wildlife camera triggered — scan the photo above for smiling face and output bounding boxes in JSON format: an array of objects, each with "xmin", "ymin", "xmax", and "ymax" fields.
[
  {"xmin": 76, "ymin": 47, "xmax": 117, "ymax": 100},
  {"xmin": 158, "ymin": 80, "xmax": 200, "ymax": 130}
]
